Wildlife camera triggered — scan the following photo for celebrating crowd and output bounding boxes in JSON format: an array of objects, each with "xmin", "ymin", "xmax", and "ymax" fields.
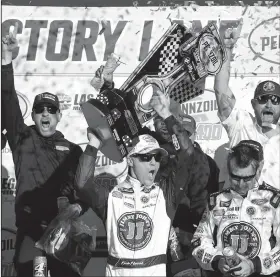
[{"xmin": 1, "ymin": 19, "xmax": 280, "ymax": 277}]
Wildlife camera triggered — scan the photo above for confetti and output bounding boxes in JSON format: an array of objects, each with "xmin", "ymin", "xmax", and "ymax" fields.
[
  {"xmin": 238, "ymin": 0, "xmax": 245, "ymax": 6},
  {"xmin": 99, "ymin": 20, "xmax": 109, "ymax": 35},
  {"xmin": 254, "ymin": 65, "xmax": 261, "ymax": 71},
  {"xmin": 252, "ymin": 52, "xmax": 263, "ymax": 61},
  {"xmin": 270, "ymin": 66, "xmax": 274, "ymax": 73},
  {"xmin": 133, "ymin": 1, "xmax": 138, "ymax": 8},
  {"xmin": 191, "ymin": 4, "xmax": 198, "ymax": 11},
  {"xmin": 91, "ymin": 53, "xmax": 122, "ymax": 91},
  {"xmin": 242, "ymin": 5, "xmax": 248, "ymax": 16},
  {"xmin": 135, "ymin": 31, "xmax": 140, "ymax": 34},
  {"xmin": 252, "ymin": 72, "xmax": 257, "ymax": 76}
]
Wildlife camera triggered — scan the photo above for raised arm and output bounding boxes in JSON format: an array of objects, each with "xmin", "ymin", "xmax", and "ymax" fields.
[
  {"xmin": 74, "ymin": 130, "xmax": 114, "ymax": 222},
  {"xmin": 1, "ymin": 23, "xmax": 26, "ymax": 151},
  {"xmin": 214, "ymin": 20, "xmax": 243, "ymax": 122},
  {"xmin": 150, "ymin": 86, "xmax": 194, "ymax": 205}
]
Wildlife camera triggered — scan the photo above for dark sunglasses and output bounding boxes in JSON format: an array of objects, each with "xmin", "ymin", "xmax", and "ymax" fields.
[
  {"xmin": 33, "ymin": 106, "xmax": 58, "ymax": 114},
  {"xmin": 256, "ymin": 95, "xmax": 280, "ymax": 105},
  {"xmin": 229, "ymin": 172, "xmax": 256, "ymax": 182},
  {"xmin": 133, "ymin": 153, "xmax": 163, "ymax": 162}
]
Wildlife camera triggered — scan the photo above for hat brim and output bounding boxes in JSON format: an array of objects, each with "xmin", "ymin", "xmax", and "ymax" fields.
[
  {"xmin": 33, "ymin": 99, "xmax": 59, "ymax": 109},
  {"xmin": 129, "ymin": 146, "xmax": 168, "ymax": 158},
  {"xmin": 255, "ymin": 91, "xmax": 280, "ymax": 99}
]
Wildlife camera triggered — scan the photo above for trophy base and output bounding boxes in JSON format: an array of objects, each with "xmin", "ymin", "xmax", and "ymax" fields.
[{"xmin": 81, "ymin": 100, "xmax": 124, "ymax": 163}]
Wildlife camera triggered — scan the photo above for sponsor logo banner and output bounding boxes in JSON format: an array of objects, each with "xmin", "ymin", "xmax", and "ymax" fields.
[
  {"xmin": 2, "ymin": 7, "xmax": 279, "ymax": 76},
  {"xmin": 1, "ymin": 228, "xmax": 17, "ymax": 277}
]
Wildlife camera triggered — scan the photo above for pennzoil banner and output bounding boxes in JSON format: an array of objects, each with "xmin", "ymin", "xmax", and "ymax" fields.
[{"xmin": 1, "ymin": 4, "xmax": 279, "ymax": 276}]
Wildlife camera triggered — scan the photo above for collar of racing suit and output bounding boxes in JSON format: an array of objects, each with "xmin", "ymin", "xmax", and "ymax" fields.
[{"xmin": 125, "ymin": 175, "xmax": 157, "ymax": 193}]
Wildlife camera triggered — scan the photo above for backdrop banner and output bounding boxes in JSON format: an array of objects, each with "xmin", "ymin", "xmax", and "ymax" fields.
[{"xmin": 1, "ymin": 4, "xmax": 279, "ymax": 276}]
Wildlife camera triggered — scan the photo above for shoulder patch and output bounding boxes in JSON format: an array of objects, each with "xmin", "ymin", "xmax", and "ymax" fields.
[
  {"xmin": 118, "ymin": 187, "xmax": 134, "ymax": 194},
  {"xmin": 55, "ymin": 145, "xmax": 70, "ymax": 151},
  {"xmin": 259, "ymin": 182, "xmax": 280, "ymax": 193},
  {"xmin": 220, "ymin": 199, "xmax": 232, "ymax": 208},
  {"xmin": 112, "ymin": 191, "xmax": 123, "ymax": 199},
  {"xmin": 208, "ymin": 190, "xmax": 229, "ymax": 211},
  {"xmin": 259, "ymin": 182, "xmax": 280, "ymax": 208}
]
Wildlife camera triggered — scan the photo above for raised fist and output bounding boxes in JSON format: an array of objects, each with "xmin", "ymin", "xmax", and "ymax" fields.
[
  {"xmin": 2, "ymin": 22, "xmax": 19, "ymax": 52},
  {"xmin": 223, "ymin": 18, "xmax": 243, "ymax": 49}
]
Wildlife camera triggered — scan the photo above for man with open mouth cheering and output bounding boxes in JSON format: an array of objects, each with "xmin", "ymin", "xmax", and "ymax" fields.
[
  {"xmin": 74, "ymin": 88, "xmax": 194, "ymax": 276},
  {"xmin": 213, "ymin": 20, "xmax": 280, "ymax": 190},
  {"xmin": 2, "ymin": 23, "xmax": 87, "ymax": 277}
]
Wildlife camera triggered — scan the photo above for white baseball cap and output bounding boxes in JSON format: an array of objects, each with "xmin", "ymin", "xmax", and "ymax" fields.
[{"xmin": 128, "ymin": 134, "xmax": 168, "ymax": 157}]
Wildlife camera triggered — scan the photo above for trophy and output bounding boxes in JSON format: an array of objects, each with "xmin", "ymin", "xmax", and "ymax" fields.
[{"xmin": 81, "ymin": 23, "xmax": 226, "ymax": 162}]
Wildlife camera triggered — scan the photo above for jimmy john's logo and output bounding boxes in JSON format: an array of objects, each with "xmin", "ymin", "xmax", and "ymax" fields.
[
  {"xmin": 117, "ymin": 212, "xmax": 153, "ymax": 251},
  {"xmin": 222, "ymin": 222, "xmax": 261, "ymax": 259}
]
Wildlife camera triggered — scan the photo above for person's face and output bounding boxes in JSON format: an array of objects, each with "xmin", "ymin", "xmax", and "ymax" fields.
[
  {"xmin": 251, "ymin": 94, "xmax": 280, "ymax": 127},
  {"xmin": 129, "ymin": 152, "xmax": 161, "ymax": 187},
  {"xmin": 228, "ymin": 157, "xmax": 259, "ymax": 196},
  {"xmin": 32, "ymin": 105, "xmax": 61, "ymax": 137},
  {"xmin": 154, "ymin": 117, "xmax": 171, "ymax": 142}
]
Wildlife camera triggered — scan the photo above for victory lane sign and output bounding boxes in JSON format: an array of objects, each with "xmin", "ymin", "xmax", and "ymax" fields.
[{"xmin": 81, "ymin": 22, "xmax": 226, "ymax": 162}]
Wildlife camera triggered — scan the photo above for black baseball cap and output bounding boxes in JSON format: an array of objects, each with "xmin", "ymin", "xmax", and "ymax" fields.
[
  {"xmin": 254, "ymin": 81, "xmax": 280, "ymax": 99},
  {"xmin": 33, "ymin": 92, "xmax": 60, "ymax": 109},
  {"xmin": 232, "ymin": 140, "xmax": 264, "ymax": 162}
]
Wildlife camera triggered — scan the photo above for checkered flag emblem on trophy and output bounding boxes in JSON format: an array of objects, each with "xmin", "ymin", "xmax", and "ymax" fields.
[{"xmin": 158, "ymin": 35, "xmax": 181, "ymax": 76}]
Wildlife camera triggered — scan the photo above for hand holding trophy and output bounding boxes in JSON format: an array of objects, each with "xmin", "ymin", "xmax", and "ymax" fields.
[
  {"xmin": 81, "ymin": 22, "xmax": 227, "ymax": 162},
  {"xmin": 90, "ymin": 53, "xmax": 120, "ymax": 92}
]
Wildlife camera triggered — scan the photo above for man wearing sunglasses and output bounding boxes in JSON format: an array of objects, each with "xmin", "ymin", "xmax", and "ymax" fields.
[
  {"xmin": 214, "ymin": 21, "xmax": 280, "ymax": 190},
  {"xmin": 74, "ymin": 91, "xmax": 194, "ymax": 276},
  {"xmin": 2, "ymin": 23, "xmax": 87, "ymax": 277},
  {"xmin": 192, "ymin": 140, "xmax": 280, "ymax": 277}
]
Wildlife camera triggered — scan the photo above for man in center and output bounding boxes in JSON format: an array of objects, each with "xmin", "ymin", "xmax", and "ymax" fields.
[{"xmin": 74, "ymin": 89, "xmax": 194, "ymax": 276}]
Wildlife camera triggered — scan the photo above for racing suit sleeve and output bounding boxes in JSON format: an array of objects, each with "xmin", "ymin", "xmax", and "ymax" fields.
[
  {"xmin": 74, "ymin": 144, "xmax": 113, "ymax": 222},
  {"xmin": 164, "ymin": 115, "xmax": 194, "ymax": 205},
  {"xmin": 191, "ymin": 206, "xmax": 223, "ymax": 271},
  {"xmin": 61, "ymin": 145, "xmax": 89, "ymax": 215},
  {"xmin": 1, "ymin": 62, "xmax": 27, "ymax": 151},
  {"xmin": 251, "ymin": 205, "xmax": 280, "ymax": 275}
]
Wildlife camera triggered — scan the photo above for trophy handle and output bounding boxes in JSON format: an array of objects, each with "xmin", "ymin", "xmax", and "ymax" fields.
[{"xmin": 80, "ymin": 99, "xmax": 124, "ymax": 163}]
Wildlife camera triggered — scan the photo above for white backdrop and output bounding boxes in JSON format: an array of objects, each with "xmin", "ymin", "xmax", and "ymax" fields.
[{"xmin": 1, "ymin": 5, "xmax": 279, "ymax": 276}]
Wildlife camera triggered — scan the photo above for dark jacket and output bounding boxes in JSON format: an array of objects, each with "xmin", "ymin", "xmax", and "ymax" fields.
[
  {"xmin": 1, "ymin": 63, "xmax": 87, "ymax": 239},
  {"xmin": 172, "ymin": 142, "xmax": 219, "ymax": 232},
  {"xmin": 139, "ymin": 128, "xmax": 211, "ymax": 233}
]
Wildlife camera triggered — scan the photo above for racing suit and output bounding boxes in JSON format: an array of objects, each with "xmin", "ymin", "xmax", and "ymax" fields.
[
  {"xmin": 192, "ymin": 182, "xmax": 280, "ymax": 277},
  {"xmin": 75, "ymin": 116, "xmax": 194, "ymax": 276}
]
